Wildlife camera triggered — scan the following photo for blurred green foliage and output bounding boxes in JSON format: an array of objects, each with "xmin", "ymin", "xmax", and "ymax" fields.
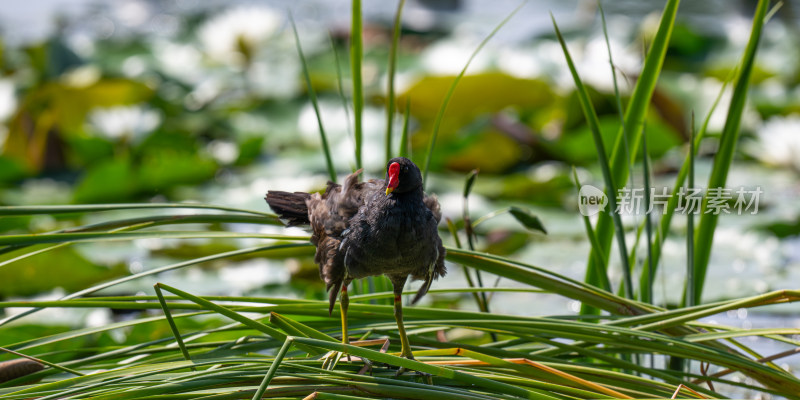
[
  {"xmin": 0, "ymin": 246, "xmax": 127, "ymax": 297},
  {"xmin": 0, "ymin": 2, "xmax": 798, "ymax": 302},
  {"xmin": 2, "ymin": 3, "xmax": 796, "ymax": 210}
]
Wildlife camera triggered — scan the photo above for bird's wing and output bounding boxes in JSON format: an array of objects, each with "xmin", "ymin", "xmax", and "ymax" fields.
[
  {"xmin": 307, "ymin": 169, "xmax": 378, "ymax": 314},
  {"xmin": 411, "ymin": 246, "xmax": 438, "ymax": 305},
  {"xmin": 423, "ymin": 193, "xmax": 442, "ymax": 222},
  {"xmin": 308, "ymin": 169, "xmax": 365, "ymax": 240}
]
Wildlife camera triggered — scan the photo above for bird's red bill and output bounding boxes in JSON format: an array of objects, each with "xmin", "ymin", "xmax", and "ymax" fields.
[{"xmin": 386, "ymin": 162, "xmax": 400, "ymax": 195}]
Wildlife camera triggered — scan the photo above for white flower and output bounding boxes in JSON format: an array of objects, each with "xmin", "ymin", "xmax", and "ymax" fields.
[
  {"xmin": 153, "ymin": 40, "xmax": 203, "ymax": 84},
  {"xmin": 207, "ymin": 140, "xmax": 239, "ymax": 165},
  {"xmin": 747, "ymin": 113, "xmax": 800, "ymax": 171},
  {"xmin": 0, "ymin": 79, "xmax": 17, "ymax": 121},
  {"xmin": 420, "ymin": 38, "xmax": 493, "ymax": 76},
  {"xmin": 88, "ymin": 105, "xmax": 162, "ymax": 142},
  {"xmin": 198, "ymin": 6, "xmax": 283, "ymax": 67}
]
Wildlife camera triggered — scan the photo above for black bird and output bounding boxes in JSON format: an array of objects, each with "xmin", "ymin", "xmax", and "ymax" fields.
[{"xmin": 265, "ymin": 157, "xmax": 446, "ymax": 361}]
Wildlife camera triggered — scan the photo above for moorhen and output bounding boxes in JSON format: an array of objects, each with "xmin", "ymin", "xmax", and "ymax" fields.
[{"xmin": 265, "ymin": 157, "xmax": 446, "ymax": 362}]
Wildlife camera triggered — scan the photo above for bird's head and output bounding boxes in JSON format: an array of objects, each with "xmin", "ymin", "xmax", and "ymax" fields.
[{"xmin": 385, "ymin": 157, "xmax": 422, "ymax": 195}]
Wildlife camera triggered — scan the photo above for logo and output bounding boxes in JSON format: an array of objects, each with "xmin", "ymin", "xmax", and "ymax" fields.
[
  {"xmin": 578, "ymin": 185, "xmax": 607, "ymax": 216},
  {"xmin": 576, "ymin": 185, "xmax": 763, "ymax": 216}
]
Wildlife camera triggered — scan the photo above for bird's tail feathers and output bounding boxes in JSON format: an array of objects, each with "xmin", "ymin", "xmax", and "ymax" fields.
[
  {"xmin": 411, "ymin": 276, "xmax": 434, "ymax": 305},
  {"xmin": 411, "ymin": 246, "xmax": 445, "ymax": 305},
  {"xmin": 327, "ymin": 280, "xmax": 343, "ymax": 315},
  {"xmin": 265, "ymin": 191, "xmax": 311, "ymax": 226}
]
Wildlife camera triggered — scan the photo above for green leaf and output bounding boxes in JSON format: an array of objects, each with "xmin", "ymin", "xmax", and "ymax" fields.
[
  {"xmin": 580, "ymin": 0, "xmax": 680, "ymax": 310},
  {"xmin": 507, "ymin": 206, "xmax": 547, "ymax": 234},
  {"xmin": 445, "ymin": 129, "xmax": 523, "ymax": 173},
  {"xmin": 0, "ymin": 157, "xmax": 28, "ymax": 184},
  {"xmin": 403, "ymin": 73, "xmax": 553, "ymax": 123},
  {"xmin": 384, "ymin": 0, "xmax": 406, "ymax": 163},
  {"xmin": 291, "ymin": 14, "xmax": 336, "ymax": 182},
  {"xmin": 137, "ymin": 152, "xmax": 217, "ymax": 193},
  {"xmin": 552, "ymin": 13, "xmax": 632, "ymax": 301},
  {"xmin": 0, "ymin": 246, "xmax": 126, "ymax": 297},
  {"xmin": 691, "ymin": 0, "xmax": 770, "ymax": 305},
  {"xmin": 547, "ymin": 116, "xmax": 681, "ymax": 165},
  {"xmin": 72, "ymin": 159, "xmax": 138, "ymax": 204},
  {"xmin": 351, "ymin": 0, "xmax": 364, "ymax": 170},
  {"xmin": 463, "ymin": 169, "xmax": 479, "ymax": 198},
  {"xmin": 420, "ymin": 3, "xmax": 525, "ymax": 187}
]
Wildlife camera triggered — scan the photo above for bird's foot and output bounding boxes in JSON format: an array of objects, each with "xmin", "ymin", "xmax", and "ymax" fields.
[
  {"xmin": 321, "ymin": 350, "xmax": 346, "ymax": 370},
  {"xmin": 394, "ymin": 353, "xmax": 432, "ymax": 384},
  {"xmin": 395, "ymin": 367, "xmax": 433, "ymax": 384},
  {"xmin": 322, "ymin": 351, "xmax": 375, "ymax": 374},
  {"xmin": 357, "ymin": 357, "xmax": 374, "ymax": 375}
]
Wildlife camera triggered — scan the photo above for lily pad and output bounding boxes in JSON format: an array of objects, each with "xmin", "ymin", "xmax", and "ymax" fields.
[
  {"xmin": 544, "ymin": 115, "xmax": 681, "ymax": 165},
  {"xmin": 72, "ymin": 158, "xmax": 137, "ymax": 204},
  {"xmin": 0, "ymin": 246, "xmax": 127, "ymax": 298}
]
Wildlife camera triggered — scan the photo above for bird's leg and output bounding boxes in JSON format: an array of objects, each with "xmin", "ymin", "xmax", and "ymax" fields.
[
  {"xmin": 340, "ymin": 285, "xmax": 350, "ymax": 345},
  {"xmin": 391, "ymin": 280, "xmax": 431, "ymax": 381},
  {"xmin": 393, "ymin": 290, "xmax": 414, "ymax": 360},
  {"xmin": 340, "ymin": 285, "xmax": 351, "ymax": 361}
]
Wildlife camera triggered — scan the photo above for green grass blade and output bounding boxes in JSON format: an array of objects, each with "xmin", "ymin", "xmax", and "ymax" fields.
[
  {"xmin": 3, "ymin": 288, "xmax": 799, "ymax": 398},
  {"xmin": 153, "ymin": 284, "xmax": 195, "ymax": 369},
  {"xmin": 269, "ymin": 312, "xmax": 337, "ymax": 342},
  {"xmin": 600, "ymin": 2, "xmax": 626, "ymax": 136},
  {"xmin": 462, "ymin": 169, "xmax": 491, "ymax": 314},
  {"xmin": 291, "ymin": 337, "xmax": 562, "ymax": 400},
  {"xmin": 252, "ymin": 338, "xmax": 293, "ymax": 400},
  {"xmin": 399, "ymin": 97, "xmax": 411, "ymax": 158},
  {"xmin": 290, "ymin": 15, "xmax": 336, "ymax": 182},
  {"xmin": 421, "ymin": 2, "xmax": 523, "ymax": 188},
  {"xmin": 624, "ymin": 217, "xmax": 645, "ymax": 290},
  {"xmin": 690, "ymin": 0, "xmax": 769, "ymax": 305},
  {"xmin": 0, "ymin": 213, "xmax": 278, "ymax": 262},
  {"xmin": 0, "ymin": 243, "xmax": 312, "ymax": 327},
  {"xmin": 600, "ymin": 1, "xmax": 635, "ymax": 194},
  {"xmin": 155, "ymin": 283, "xmax": 323, "ymax": 356},
  {"xmin": 0, "ymin": 346, "xmax": 82, "ymax": 377},
  {"xmin": 385, "ymin": 0, "xmax": 406, "ymax": 163},
  {"xmin": 331, "ymin": 32, "xmax": 353, "ymax": 143},
  {"xmin": 312, "ymin": 393, "xmax": 373, "ymax": 400},
  {"xmin": 687, "ymin": 113, "xmax": 696, "ymax": 307},
  {"xmin": 0, "ymin": 231, "xmax": 308, "ymax": 247},
  {"xmin": 445, "ymin": 247, "xmax": 656, "ymax": 316},
  {"xmin": 552, "ymin": 14, "xmax": 633, "ymax": 300},
  {"xmin": 571, "ymin": 167, "xmax": 610, "ymax": 292},
  {"xmin": 150, "ymin": 283, "xmax": 288, "ymax": 342},
  {"xmin": 350, "ymin": 0, "xmax": 364, "ymax": 170},
  {"xmin": 0, "ymin": 203, "xmax": 270, "ymax": 216},
  {"xmin": 642, "ymin": 126, "xmax": 654, "ymax": 305},
  {"xmin": 638, "ymin": 67, "xmax": 735, "ymax": 302},
  {"xmin": 445, "ymin": 218, "xmax": 485, "ymax": 311},
  {"xmin": 581, "ymin": 0, "xmax": 679, "ymax": 309}
]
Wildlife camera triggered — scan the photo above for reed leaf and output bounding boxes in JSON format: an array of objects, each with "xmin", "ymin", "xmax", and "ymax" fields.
[
  {"xmin": 350, "ymin": 0, "xmax": 364, "ymax": 170},
  {"xmin": 690, "ymin": 0, "xmax": 769, "ymax": 305},
  {"xmin": 290, "ymin": 14, "xmax": 336, "ymax": 182},
  {"xmin": 571, "ymin": 167, "xmax": 610, "ymax": 291},
  {"xmin": 580, "ymin": 0, "xmax": 679, "ymax": 312},
  {"xmin": 552, "ymin": 14, "xmax": 633, "ymax": 300},
  {"xmin": 637, "ymin": 68, "xmax": 735, "ymax": 302},
  {"xmin": 421, "ymin": 2, "xmax": 523, "ymax": 187},
  {"xmin": 385, "ymin": 0, "xmax": 406, "ymax": 163}
]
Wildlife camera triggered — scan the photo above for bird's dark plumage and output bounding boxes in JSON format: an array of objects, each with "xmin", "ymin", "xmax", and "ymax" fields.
[{"xmin": 265, "ymin": 157, "xmax": 447, "ymax": 313}]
